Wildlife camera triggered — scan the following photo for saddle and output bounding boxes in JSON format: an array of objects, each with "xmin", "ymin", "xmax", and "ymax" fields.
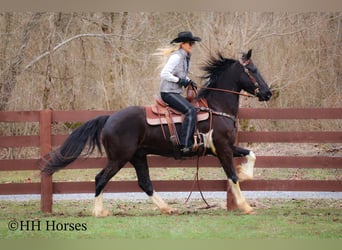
[
  {"xmin": 145, "ymin": 97, "xmax": 209, "ymax": 126},
  {"xmin": 145, "ymin": 96, "xmax": 209, "ymax": 157}
]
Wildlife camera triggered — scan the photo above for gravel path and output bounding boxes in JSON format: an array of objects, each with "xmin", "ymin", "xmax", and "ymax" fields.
[{"xmin": 1, "ymin": 191, "xmax": 341, "ymax": 202}]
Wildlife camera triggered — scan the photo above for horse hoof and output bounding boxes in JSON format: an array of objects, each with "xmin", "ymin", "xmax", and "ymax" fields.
[
  {"xmin": 243, "ymin": 207, "xmax": 256, "ymax": 215},
  {"xmin": 169, "ymin": 208, "xmax": 178, "ymax": 215},
  {"xmin": 161, "ymin": 207, "xmax": 178, "ymax": 215},
  {"xmin": 92, "ymin": 209, "xmax": 110, "ymax": 217}
]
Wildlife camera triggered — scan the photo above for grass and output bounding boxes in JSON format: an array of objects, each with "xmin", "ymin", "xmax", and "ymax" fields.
[{"xmin": 1, "ymin": 198, "xmax": 341, "ymax": 239}]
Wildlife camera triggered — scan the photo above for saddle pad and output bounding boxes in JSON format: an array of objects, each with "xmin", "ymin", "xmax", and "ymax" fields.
[{"xmin": 145, "ymin": 105, "xmax": 209, "ymax": 125}]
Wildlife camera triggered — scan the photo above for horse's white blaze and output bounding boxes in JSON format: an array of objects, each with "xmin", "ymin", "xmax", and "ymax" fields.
[
  {"xmin": 236, "ymin": 151, "xmax": 256, "ymax": 182},
  {"xmin": 151, "ymin": 191, "xmax": 175, "ymax": 214}
]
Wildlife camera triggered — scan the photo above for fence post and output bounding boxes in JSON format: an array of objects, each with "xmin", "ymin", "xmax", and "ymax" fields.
[{"xmin": 40, "ymin": 109, "xmax": 53, "ymax": 213}]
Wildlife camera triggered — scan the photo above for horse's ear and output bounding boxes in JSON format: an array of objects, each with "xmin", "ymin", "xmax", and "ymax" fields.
[{"xmin": 246, "ymin": 49, "xmax": 252, "ymax": 60}]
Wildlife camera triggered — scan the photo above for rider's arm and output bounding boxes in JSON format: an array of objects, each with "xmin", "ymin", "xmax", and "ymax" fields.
[{"xmin": 160, "ymin": 53, "xmax": 181, "ymax": 83}]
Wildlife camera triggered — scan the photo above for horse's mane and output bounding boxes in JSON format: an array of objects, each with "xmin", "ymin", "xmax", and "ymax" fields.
[{"xmin": 198, "ymin": 53, "xmax": 236, "ymax": 98}]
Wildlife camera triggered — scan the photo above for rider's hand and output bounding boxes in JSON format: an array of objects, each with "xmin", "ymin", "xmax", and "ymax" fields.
[
  {"xmin": 178, "ymin": 78, "xmax": 190, "ymax": 87},
  {"xmin": 189, "ymin": 80, "xmax": 198, "ymax": 89}
]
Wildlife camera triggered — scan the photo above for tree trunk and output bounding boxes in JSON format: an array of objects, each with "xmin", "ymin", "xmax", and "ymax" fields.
[{"xmin": 0, "ymin": 12, "xmax": 42, "ymax": 110}]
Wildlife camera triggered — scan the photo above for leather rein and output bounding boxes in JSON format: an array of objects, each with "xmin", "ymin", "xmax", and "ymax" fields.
[{"xmin": 199, "ymin": 86, "xmax": 254, "ymax": 97}]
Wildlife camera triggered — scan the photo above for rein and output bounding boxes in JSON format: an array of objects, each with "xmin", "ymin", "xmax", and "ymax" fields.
[
  {"xmin": 200, "ymin": 86, "xmax": 255, "ymax": 98},
  {"xmin": 185, "ymin": 153, "xmax": 213, "ymax": 209}
]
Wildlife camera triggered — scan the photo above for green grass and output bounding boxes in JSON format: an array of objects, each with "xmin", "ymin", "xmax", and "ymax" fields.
[{"xmin": 1, "ymin": 198, "xmax": 341, "ymax": 239}]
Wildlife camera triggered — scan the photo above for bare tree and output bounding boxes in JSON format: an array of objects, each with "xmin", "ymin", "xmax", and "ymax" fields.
[
  {"xmin": 0, "ymin": 12, "xmax": 340, "ymax": 111},
  {"xmin": 0, "ymin": 12, "xmax": 42, "ymax": 110}
]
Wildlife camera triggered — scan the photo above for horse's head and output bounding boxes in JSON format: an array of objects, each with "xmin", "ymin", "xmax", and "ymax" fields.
[{"xmin": 238, "ymin": 49, "xmax": 272, "ymax": 101}]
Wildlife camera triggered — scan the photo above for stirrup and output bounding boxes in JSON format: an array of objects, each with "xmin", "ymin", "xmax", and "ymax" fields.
[
  {"xmin": 180, "ymin": 143, "xmax": 204, "ymax": 157},
  {"xmin": 192, "ymin": 133, "xmax": 204, "ymax": 152}
]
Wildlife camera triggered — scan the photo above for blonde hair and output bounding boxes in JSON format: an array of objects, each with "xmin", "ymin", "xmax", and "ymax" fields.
[{"xmin": 153, "ymin": 42, "xmax": 182, "ymax": 70}]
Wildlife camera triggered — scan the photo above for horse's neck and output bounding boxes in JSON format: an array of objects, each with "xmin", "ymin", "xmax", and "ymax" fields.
[
  {"xmin": 206, "ymin": 93, "xmax": 240, "ymax": 116},
  {"xmin": 203, "ymin": 64, "xmax": 242, "ymax": 116}
]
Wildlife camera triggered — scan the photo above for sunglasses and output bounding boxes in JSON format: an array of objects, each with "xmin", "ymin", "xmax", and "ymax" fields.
[{"xmin": 187, "ymin": 41, "xmax": 196, "ymax": 46}]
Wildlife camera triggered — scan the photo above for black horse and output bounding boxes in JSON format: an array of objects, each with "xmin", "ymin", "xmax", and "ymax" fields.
[{"xmin": 42, "ymin": 49, "xmax": 272, "ymax": 216}]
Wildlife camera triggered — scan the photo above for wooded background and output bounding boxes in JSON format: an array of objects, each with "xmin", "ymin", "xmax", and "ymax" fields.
[{"xmin": 0, "ymin": 12, "xmax": 341, "ymax": 111}]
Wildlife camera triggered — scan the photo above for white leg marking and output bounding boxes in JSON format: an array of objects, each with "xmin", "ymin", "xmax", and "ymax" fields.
[
  {"xmin": 236, "ymin": 151, "xmax": 256, "ymax": 182},
  {"xmin": 150, "ymin": 191, "xmax": 177, "ymax": 214},
  {"xmin": 92, "ymin": 192, "xmax": 110, "ymax": 217},
  {"xmin": 228, "ymin": 179, "xmax": 255, "ymax": 214}
]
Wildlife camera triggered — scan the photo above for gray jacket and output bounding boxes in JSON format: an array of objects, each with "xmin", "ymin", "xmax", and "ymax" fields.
[{"xmin": 160, "ymin": 49, "xmax": 190, "ymax": 94}]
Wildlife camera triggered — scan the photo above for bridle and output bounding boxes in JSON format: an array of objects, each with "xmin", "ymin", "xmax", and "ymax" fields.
[
  {"xmin": 199, "ymin": 59, "xmax": 260, "ymax": 98},
  {"xmin": 239, "ymin": 59, "xmax": 260, "ymax": 96}
]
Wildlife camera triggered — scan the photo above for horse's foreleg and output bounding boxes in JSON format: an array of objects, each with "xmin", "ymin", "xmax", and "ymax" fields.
[
  {"xmin": 217, "ymin": 147, "xmax": 239, "ymax": 184},
  {"xmin": 131, "ymin": 153, "xmax": 177, "ymax": 214},
  {"xmin": 228, "ymin": 179, "xmax": 255, "ymax": 214},
  {"xmin": 216, "ymin": 145, "xmax": 254, "ymax": 214},
  {"xmin": 235, "ymin": 151, "xmax": 256, "ymax": 182},
  {"xmin": 233, "ymin": 146, "xmax": 250, "ymax": 157}
]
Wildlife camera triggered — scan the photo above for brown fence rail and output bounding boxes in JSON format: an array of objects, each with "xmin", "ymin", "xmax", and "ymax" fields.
[{"xmin": 0, "ymin": 108, "xmax": 341, "ymax": 213}]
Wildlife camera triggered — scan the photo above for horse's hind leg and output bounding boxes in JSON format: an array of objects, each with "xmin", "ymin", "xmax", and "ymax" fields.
[
  {"xmin": 92, "ymin": 160, "xmax": 125, "ymax": 217},
  {"xmin": 233, "ymin": 146, "xmax": 256, "ymax": 182},
  {"xmin": 130, "ymin": 153, "xmax": 177, "ymax": 214}
]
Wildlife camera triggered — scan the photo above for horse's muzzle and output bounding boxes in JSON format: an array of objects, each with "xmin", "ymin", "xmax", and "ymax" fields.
[{"xmin": 258, "ymin": 90, "xmax": 272, "ymax": 101}]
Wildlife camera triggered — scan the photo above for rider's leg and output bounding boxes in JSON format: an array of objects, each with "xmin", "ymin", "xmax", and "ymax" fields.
[{"xmin": 161, "ymin": 92, "xmax": 196, "ymax": 150}]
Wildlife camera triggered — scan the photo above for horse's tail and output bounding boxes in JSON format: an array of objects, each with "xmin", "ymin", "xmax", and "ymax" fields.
[{"xmin": 41, "ymin": 115, "xmax": 110, "ymax": 176}]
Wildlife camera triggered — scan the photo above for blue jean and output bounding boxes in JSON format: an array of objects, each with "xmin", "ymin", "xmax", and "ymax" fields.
[{"xmin": 161, "ymin": 92, "xmax": 196, "ymax": 148}]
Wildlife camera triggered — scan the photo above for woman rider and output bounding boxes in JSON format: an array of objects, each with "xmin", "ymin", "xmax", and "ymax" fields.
[{"xmin": 158, "ymin": 31, "xmax": 201, "ymax": 155}]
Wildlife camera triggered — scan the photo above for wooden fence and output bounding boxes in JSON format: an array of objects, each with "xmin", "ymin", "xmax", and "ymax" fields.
[{"xmin": 0, "ymin": 108, "xmax": 341, "ymax": 213}]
